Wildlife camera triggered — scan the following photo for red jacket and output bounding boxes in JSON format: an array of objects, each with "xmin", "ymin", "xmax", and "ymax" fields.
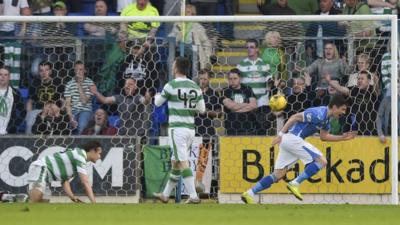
[{"xmin": 81, "ymin": 125, "xmax": 118, "ymax": 135}]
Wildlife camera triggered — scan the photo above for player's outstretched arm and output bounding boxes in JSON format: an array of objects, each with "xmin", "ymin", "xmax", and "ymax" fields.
[
  {"xmin": 79, "ymin": 173, "xmax": 96, "ymax": 203},
  {"xmin": 272, "ymin": 113, "xmax": 303, "ymax": 146},
  {"xmin": 320, "ymin": 129, "xmax": 357, "ymax": 142},
  {"xmin": 62, "ymin": 180, "xmax": 83, "ymax": 203}
]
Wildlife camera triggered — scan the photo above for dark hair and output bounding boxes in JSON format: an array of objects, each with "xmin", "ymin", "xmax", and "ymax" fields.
[
  {"xmin": 39, "ymin": 61, "xmax": 53, "ymax": 70},
  {"xmin": 80, "ymin": 140, "xmax": 102, "ymax": 152},
  {"xmin": 328, "ymin": 94, "xmax": 348, "ymax": 108},
  {"xmin": 198, "ymin": 68, "xmax": 210, "ymax": 77},
  {"xmin": 228, "ymin": 68, "xmax": 241, "ymax": 77},
  {"xmin": 246, "ymin": 39, "xmax": 259, "ymax": 48},
  {"xmin": 74, "ymin": 60, "xmax": 85, "ymax": 68},
  {"xmin": 174, "ymin": 56, "xmax": 190, "ymax": 75},
  {"xmin": 0, "ymin": 66, "xmax": 10, "ymax": 74},
  {"xmin": 358, "ymin": 70, "xmax": 371, "ymax": 80}
]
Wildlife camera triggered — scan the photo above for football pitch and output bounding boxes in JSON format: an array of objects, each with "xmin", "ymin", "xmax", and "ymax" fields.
[{"xmin": 1, "ymin": 204, "xmax": 399, "ymax": 225}]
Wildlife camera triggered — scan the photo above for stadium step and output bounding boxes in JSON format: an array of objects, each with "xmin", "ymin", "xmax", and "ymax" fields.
[
  {"xmin": 211, "ymin": 65, "xmax": 235, "ymax": 73},
  {"xmin": 217, "ymin": 49, "xmax": 247, "ymax": 66},
  {"xmin": 210, "ymin": 77, "xmax": 228, "ymax": 89},
  {"xmin": 234, "ymin": 24, "xmax": 265, "ymax": 40},
  {"xmin": 221, "ymin": 39, "xmax": 246, "ymax": 48},
  {"xmin": 216, "ymin": 51, "xmax": 246, "ymax": 58}
]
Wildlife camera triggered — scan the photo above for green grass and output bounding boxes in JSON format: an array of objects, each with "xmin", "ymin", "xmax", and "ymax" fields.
[{"xmin": 1, "ymin": 204, "xmax": 399, "ymax": 225}]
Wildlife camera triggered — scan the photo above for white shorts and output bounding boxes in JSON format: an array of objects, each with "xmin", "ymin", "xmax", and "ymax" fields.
[
  {"xmin": 275, "ymin": 133, "xmax": 323, "ymax": 170},
  {"xmin": 27, "ymin": 161, "xmax": 51, "ymax": 199},
  {"xmin": 168, "ymin": 128, "xmax": 195, "ymax": 161}
]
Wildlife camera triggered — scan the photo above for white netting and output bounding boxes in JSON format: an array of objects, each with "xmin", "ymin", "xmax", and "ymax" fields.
[{"xmin": 0, "ymin": 15, "xmax": 397, "ymax": 204}]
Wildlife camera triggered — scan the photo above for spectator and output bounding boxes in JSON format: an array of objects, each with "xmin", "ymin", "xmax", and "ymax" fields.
[
  {"xmin": 219, "ymin": 0, "xmax": 236, "ymax": 40},
  {"xmin": 64, "ymin": 61, "xmax": 95, "ymax": 134},
  {"xmin": 168, "ymin": 4, "xmax": 212, "ymax": 70},
  {"xmin": 118, "ymin": 0, "xmax": 134, "ymax": 13},
  {"xmin": 31, "ymin": 101, "xmax": 70, "ymax": 135},
  {"xmin": 380, "ymin": 50, "xmax": 391, "ymax": 98},
  {"xmin": 25, "ymin": 61, "xmax": 64, "ymax": 134},
  {"xmin": 120, "ymin": 0, "xmax": 160, "ymax": 39},
  {"xmin": 261, "ymin": 31, "xmax": 288, "ymax": 81},
  {"xmin": 0, "ymin": 0, "xmax": 30, "ymax": 36},
  {"xmin": 257, "ymin": 0, "xmax": 296, "ymax": 15},
  {"xmin": 347, "ymin": 53, "xmax": 375, "ymax": 87},
  {"xmin": 312, "ymin": 82, "xmax": 337, "ymax": 107},
  {"xmin": 305, "ymin": 44, "xmax": 317, "ymax": 66},
  {"xmin": 376, "ymin": 50, "xmax": 395, "ymax": 143},
  {"xmin": 325, "ymin": 71, "xmax": 380, "ymax": 135},
  {"xmin": 90, "ymin": 77, "xmax": 152, "ymax": 136},
  {"xmin": 62, "ymin": 0, "xmax": 82, "ymax": 13},
  {"xmin": 304, "ymin": 42, "xmax": 351, "ymax": 89},
  {"xmin": 38, "ymin": 1, "xmax": 76, "ymax": 37},
  {"xmin": 376, "ymin": 78, "xmax": 399, "ymax": 143},
  {"xmin": 29, "ymin": 0, "xmax": 52, "ymax": 15},
  {"xmin": 259, "ymin": 0, "xmax": 318, "ymax": 15},
  {"xmin": 0, "ymin": 67, "xmax": 26, "ymax": 135},
  {"xmin": 95, "ymin": 34, "xmax": 127, "ymax": 96},
  {"xmin": 283, "ymin": 74, "xmax": 313, "ymax": 120},
  {"xmin": 84, "ymin": 0, "xmax": 117, "ymax": 37},
  {"xmin": 341, "ymin": 0, "xmax": 374, "ymax": 39},
  {"xmin": 221, "ymin": 69, "xmax": 257, "ymax": 136},
  {"xmin": 81, "ymin": 108, "xmax": 118, "ymax": 135},
  {"xmin": 368, "ymin": 0, "xmax": 398, "ymax": 33},
  {"xmin": 306, "ymin": 0, "xmax": 345, "ymax": 58},
  {"xmin": 237, "ymin": 39, "xmax": 272, "ymax": 135},
  {"xmin": 121, "ymin": 41, "xmax": 160, "ymax": 95},
  {"xmin": 195, "ymin": 69, "xmax": 221, "ymax": 138},
  {"xmin": 0, "ymin": 0, "xmax": 30, "ymax": 89},
  {"xmin": 191, "ymin": 0, "xmax": 218, "ymax": 16}
]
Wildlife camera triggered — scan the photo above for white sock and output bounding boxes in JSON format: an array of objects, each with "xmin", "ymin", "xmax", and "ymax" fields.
[
  {"xmin": 1, "ymin": 194, "xmax": 15, "ymax": 202},
  {"xmin": 162, "ymin": 179, "xmax": 178, "ymax": 197},
  {"xmin": 290, "ymin": 180, "xmax": 300, "ymax": 186},
  {"xmin": 162, "ymin": 170, "xmax": 181, "ymax": 197},
  {"xmin": 183, "ymin": 176, "xmax": 198, "ymax": 199},
  {"xmin": 247, "ymin": 189, "xmax": 255, "ymax": 197}
]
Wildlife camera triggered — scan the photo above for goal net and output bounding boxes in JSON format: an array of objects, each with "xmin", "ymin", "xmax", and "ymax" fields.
[{"xmin": 0, "ymin": 14, "xmax": 397, "ymax": 204}]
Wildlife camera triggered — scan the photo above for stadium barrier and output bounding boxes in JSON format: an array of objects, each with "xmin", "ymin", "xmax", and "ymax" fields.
[
  {"xmin": 0, "ymin": 136, "xmax": 141, "ymax": 203},
  {"xmin": 218, "ymin": 136, "xmax": 400, "ymax": 204}
]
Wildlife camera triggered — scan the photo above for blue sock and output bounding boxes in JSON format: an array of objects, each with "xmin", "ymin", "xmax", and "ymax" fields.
[
  {"xmin": 251, "ymin": 174, "xmax": 276, "ymax": 194},
  {"xmin": 294, "ymin": 162, "xmax": 323, "ymax": 184}
]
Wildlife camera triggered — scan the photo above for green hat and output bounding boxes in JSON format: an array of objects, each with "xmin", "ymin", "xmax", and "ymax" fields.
[{"xmin": 52, "ymin": 1, "xmax": 66, "ymax": 9}]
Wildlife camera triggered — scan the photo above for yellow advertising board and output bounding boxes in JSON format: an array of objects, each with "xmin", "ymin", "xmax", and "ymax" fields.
[{"xmin": 220, "ymin": 137, "xmax": 398, "ymax": 194}]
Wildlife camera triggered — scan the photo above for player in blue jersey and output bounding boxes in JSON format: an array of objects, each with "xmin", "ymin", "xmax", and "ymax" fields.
[{"xmin": 241, "ymin": 94, "xmax": 357, "ymax": 203}]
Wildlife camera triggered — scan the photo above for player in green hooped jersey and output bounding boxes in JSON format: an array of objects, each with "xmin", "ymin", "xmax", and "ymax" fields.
[
  {"xmin": 153, "ymin": 57, "xmax": 206, "ymax": 204},
  {"xmin": 27, "ymin": 140, "xmax": 103, "ymax": 203}
]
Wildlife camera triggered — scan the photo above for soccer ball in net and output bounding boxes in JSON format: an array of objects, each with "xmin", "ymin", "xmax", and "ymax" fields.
[{"xmin": 269, "ymin": 94, "xmax": 287, "ymax": 112}]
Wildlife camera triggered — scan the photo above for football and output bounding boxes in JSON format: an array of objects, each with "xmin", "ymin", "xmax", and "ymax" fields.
[{"xmin": 269, "ymin": 94, "xmax": 287, "ymax": 112}]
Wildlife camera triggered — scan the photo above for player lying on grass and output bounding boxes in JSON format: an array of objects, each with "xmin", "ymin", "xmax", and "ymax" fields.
[
  {"xmin": 28, "ymin": 140, "xmax": 103, "ymax": 203},
  {"xmin": 242, "ymin": 94, "xmax": 357, "ymax": 203}
]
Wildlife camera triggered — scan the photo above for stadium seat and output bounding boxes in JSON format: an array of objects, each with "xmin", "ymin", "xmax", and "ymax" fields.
[
  {"xmin": 108, "ymin": 115, "xmax": 120, "ymax": 127},
  {"xmin": 18, "ymin": 88, "xmax": 29, "ymax": 103}
]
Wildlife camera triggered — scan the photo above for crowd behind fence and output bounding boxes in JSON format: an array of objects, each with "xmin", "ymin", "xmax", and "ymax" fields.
[{"xmin": 0, "ymin": 1, "xmax": 398, "ymax": 199}]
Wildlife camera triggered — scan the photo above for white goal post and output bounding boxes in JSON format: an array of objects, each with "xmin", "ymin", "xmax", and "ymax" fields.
[{"xmin": 0, "ymin": 14, "xmax": 397, "ymax": 204}]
